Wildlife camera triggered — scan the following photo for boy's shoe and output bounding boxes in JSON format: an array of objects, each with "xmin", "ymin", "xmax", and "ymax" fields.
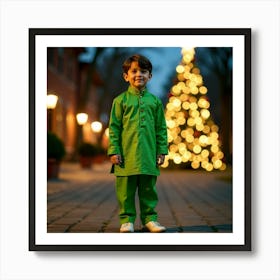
[
  {"xmin": 145, "ymin": 221, "xmax": 166, "ymax": 233},
  {"xmin": 120, "ymin": 222, "xmax": 134, "ymax": 233}
]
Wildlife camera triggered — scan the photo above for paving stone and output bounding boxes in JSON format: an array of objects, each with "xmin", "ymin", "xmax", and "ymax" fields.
[{"xmin": 47, "ymin": 162, "xmax": 232, "ymax": 234}]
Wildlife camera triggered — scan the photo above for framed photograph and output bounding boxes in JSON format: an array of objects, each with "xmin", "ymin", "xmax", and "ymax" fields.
[{"xmin": 29, "ymin": 28, "xmax": 251, "ymax": 251}]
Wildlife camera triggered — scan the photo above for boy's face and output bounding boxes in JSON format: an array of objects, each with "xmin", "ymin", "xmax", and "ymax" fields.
[{"xmin": 123, "ymin": 61, "xmax": 152, "ymax": 91}]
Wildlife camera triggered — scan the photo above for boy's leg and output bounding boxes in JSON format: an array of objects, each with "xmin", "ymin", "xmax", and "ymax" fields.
[
  {"xmin": 116, "ymin": 176, "xmax": 137, "ymax": 225},
  {"xmin": 138, "ymin": 175, "xmax": 158, "ymax": 225}
]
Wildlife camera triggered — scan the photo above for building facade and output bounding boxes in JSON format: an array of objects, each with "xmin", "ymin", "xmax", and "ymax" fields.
[{"xmin": 47, "ymin": 47, "xmax": 104, "ymax": 160}]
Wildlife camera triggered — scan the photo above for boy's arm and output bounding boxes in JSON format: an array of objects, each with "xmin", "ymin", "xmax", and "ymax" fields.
[
  {"xmin": 155, "ymin": 99, "xmax": 168, "ymax": 156},
  {"xmin": 108, "ymin": 98, "xmax": 123, "ymax": 157}
]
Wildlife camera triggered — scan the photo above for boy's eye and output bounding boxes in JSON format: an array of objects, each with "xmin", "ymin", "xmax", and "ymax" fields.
[{"xmin": 131, "ymin": 69, "xmax": 148, "ymax": 74}]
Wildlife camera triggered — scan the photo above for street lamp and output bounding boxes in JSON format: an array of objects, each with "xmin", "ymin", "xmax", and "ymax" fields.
[
  {"xmin": 47, "ymin": 94, "xmax": 58, "ymax": 109},
  {"xmin": 47, "ymin": 94, "xmax": 58, "ymax": 131},
  {"xmin": 91, "ymin": 121, "xmax": 103, "ymax": 146},
  {"xmin": 76, "ymin": 113, "xmax": 88, "ymax": 126},
  {"xmin": 91, "ymin": 121, "xmax": 103, "ymax": 133},
  {"xmin": 76, "ymin": 112, "xmax": 88, "ymax": 154}
]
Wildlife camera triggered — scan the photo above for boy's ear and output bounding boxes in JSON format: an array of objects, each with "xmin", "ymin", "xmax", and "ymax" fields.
[{"xmin": 123, "ymin": 73, "xmax": 129, "ymax": 82}]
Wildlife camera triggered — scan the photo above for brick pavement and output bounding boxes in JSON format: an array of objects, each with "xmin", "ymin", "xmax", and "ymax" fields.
[{"xmin": 47, "ymin": 161, "xmax": 232, "ymax": 233}]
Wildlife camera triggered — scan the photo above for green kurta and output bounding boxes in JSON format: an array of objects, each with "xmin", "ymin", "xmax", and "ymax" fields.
[{"xmin": 108, "ymin": 86, "xmax": 168, "ymax": 176}]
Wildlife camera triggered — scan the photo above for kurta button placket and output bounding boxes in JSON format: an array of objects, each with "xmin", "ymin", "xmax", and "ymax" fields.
[{"xmin": 139, "ymin": 94, "xmax": 145, "ymax": 127}]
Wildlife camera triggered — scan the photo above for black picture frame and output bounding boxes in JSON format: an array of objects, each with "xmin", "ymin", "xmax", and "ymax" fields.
[{"xmin": 29, "ymin": 28, "xmax": 251, "ymax": 251}]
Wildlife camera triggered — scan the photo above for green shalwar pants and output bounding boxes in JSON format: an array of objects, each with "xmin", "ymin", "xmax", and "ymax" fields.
[{"xmin": 116, "ymin": 175, "xmax": 158, "ymax": 225}]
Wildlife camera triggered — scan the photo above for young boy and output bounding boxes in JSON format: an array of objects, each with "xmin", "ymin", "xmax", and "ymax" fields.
[{"xmin": 108, "ymin": 54, "xmax": 168, "ymax": 233}]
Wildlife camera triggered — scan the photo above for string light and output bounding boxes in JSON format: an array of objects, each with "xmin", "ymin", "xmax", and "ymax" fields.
[{"xmin": 163, "ymin": 47, "xmax": 226, "ymax": 171}]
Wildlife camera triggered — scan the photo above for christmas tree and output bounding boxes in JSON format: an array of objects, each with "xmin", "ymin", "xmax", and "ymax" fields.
[{"xmin": 162, "ymin": 47, "xmax": 226, "ymax": 171}]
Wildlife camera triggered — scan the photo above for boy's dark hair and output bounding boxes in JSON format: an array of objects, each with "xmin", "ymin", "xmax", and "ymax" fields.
[{"xmin": 122, "ymin": 54, "xmax": 152, "ymax": 74}]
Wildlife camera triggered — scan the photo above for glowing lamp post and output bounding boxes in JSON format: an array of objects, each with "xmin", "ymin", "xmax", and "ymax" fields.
[
  {"xmin": 47, "ymin": 94, "xmax": 58, "ymax": 131},
  {"xmin": 47, "ymin": 94, "xmax": 58, "ymax": 109},
  {"xmin": 76, "ymin": 113, "xmax": 88, "ymax": 126},
  {"xmin": 91, "ymin": 121, "xmax": 103, "ymax": 133},
  {"xmin": 91, "ymin": 121, "xmax": 103, "ymax": 147},
  {"xmin": 75, "ymin": 112, "xmax": 88, "ymax": 154}
]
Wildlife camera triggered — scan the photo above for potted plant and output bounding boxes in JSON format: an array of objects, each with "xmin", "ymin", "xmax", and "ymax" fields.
[
  {"xmin": 47, "ymin": 131, "xmax": 66, "ymax": 179},
  {"xmin": 78, "ymin": 142, "xmax": 99, "ymax": 168},
  {"xmin": 92, "ymin": 145, "xmax": 107, "ymax": 164}
]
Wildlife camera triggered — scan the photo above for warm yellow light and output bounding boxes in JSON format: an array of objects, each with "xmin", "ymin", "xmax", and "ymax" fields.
[
  {"xmin": 187, "ymin": 118, "xmax": 195, "ymax": 127},
  {"xmin": 190, "ymin": 86, "xmax": 199, "ymax": 95},
  {"xmin": 167, "ymin": 120, "xmax": 176, "ymax": 129},
  {"xmin": 195, "ymin": 117, "xmax": 202, "ymax": 125},
  {"xmin": 213, "ymin": 159, "xmax": 223, "ymax": 169},
  {"xmin": 76, "ymin": 113, "xmax": 88, "ymax": 125},
  {"xmin": 182, "ymin": 101, "xmax": 190, "ymax": 110},
  {"xmin": 211, "ymin": 125, "xmax": 219, "ymax": 132},
  {"xmin": 182, "ymin": 151, "xmax": 191, "ymax": 162},
  {"xmin": 172, "ymin": 85, "xmax": 180, "ymax": 95},
  {"xmin": 186, "ymin": 134, "xmax": 194, "ymax": 143},
  {"xmin": 174, "ymin": 136, "xmax": 182, "ymax": 145},
  {"xmin": 203, "ymin": 125, "xmax": 211, "ymax": 134},
  {"xmin": 91, "ymin": 121, "xmax": 103, "ymax": 133},
  {"xmin": 178, "ymin": 142, "xmax": 186, "ymax": 149},
  {"xmin": 166, "ymin": 102, "xmax": 175, "ymax": 111},
  {"xmin": 105, "ymin": 128, "xmax": 109, "ymax": 137},
  {"xmin": 189, "ymin": 102, "xmax": 198, "ymax": 110},
  {"xmin": 47, "ymin": 94, "xmax": 58, "ymax": 109},
  {"xmin": 201, "ymin": 149, "xmax": 209, "ymax": 158},
  {"xmin": 192, "ymin": 67, "xmax": 200, "ymax": 74},
  {"xmin": 176, "ymin": 65, "xmax": 185, "ymax": 73},
  {"xmin": 167, "ymin": 131, "xmax": 173, "ymax": 142},
  {"xmin": 220, "ymin": 163, "xmax": 227, "ymax": 171},
  {"xmin": 206, "ymin": 163, "xmax": 214, "ymax": 172},
  {"xmin": 216, "ymin": 151, "xmax": 224, "ymax": 159},
  {"xmin": 210, "ymin": 132, "xmax": 219, "ymax": 139},
  {"xmin": 191, "ymin": 161, "xmax": 200, "ymax": 169},
  {"xmin": 180, "ymin": 130, "xmax": 187, "ymax": 138},
  {"xmin": 190, "ymin": 110, "xmax": 199, "ymax": 118},
  {"xmin": 183, "ymin": 54, "xmax": 193, "ymax": 64},
  {"xmin": 180, "ymin": 94, "xmax": 188, "ymax": 101},
  {"xmin": 183, "ymin": 87, "xmax": 191, "ymax": 95},
  {"xmin": 161, "ymin": 159, "xmax": 169, "ymax": 168},
  {"xmin": 199, "ymin": 86, "xmax": 208, "ymax": 94},
  {"xmin": 174, "ymin": 154, "xmax": 182, "ymax": 164},
  {"xmin": 198, "ymin": 98, "xmax": 207, "ymax": 108},
  {"xmin": 172, "ymin": 98, "xmax": 181, "ymax": 108},
  {"xmin": 196, "ymin": 124, "xmax": 204, "ymax": 131},
  {"xmin": 211, "ymin": 145, "xmax": 219, "ymax": 153},
  {"xmin": 193, "ymin": 145, "xmax": 202, "ymax": 154},
  {"xmin": 201, "ymin": 109, "xmax": 210, "ymax": 119},
  {"xmin": 170, "ymin": 144, "xmax": 178, "ymax": 153},
  {"xmin": 199, "ymin": 135, "xmax": 208, "ymax": 145},
  {"xmin": 177, "ymin": 118, "xmax": 185, "ymax": 125},
  {"xmin": 186, "ymin": 128, "xmax": 194, "ymax": 135}
]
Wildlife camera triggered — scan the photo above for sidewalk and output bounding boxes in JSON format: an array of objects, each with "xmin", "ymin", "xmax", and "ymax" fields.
[{"xmin": 47, "ymin": 161, "xmax": 232, "ymax": 233}]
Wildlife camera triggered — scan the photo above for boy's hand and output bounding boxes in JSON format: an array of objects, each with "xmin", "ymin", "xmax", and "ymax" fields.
[
  {"xmin": 157, "ymin": 154, "xmax": 165, "ymax": 165},
  {"xmin": 110, "ymin": 154, "xmax": 123, "ymax": 165}
]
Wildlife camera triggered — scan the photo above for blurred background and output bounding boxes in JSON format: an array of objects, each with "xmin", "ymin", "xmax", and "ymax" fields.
[{"xmin": 46, "ymin": 47, "xmax": 232, "ymax": 178}]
